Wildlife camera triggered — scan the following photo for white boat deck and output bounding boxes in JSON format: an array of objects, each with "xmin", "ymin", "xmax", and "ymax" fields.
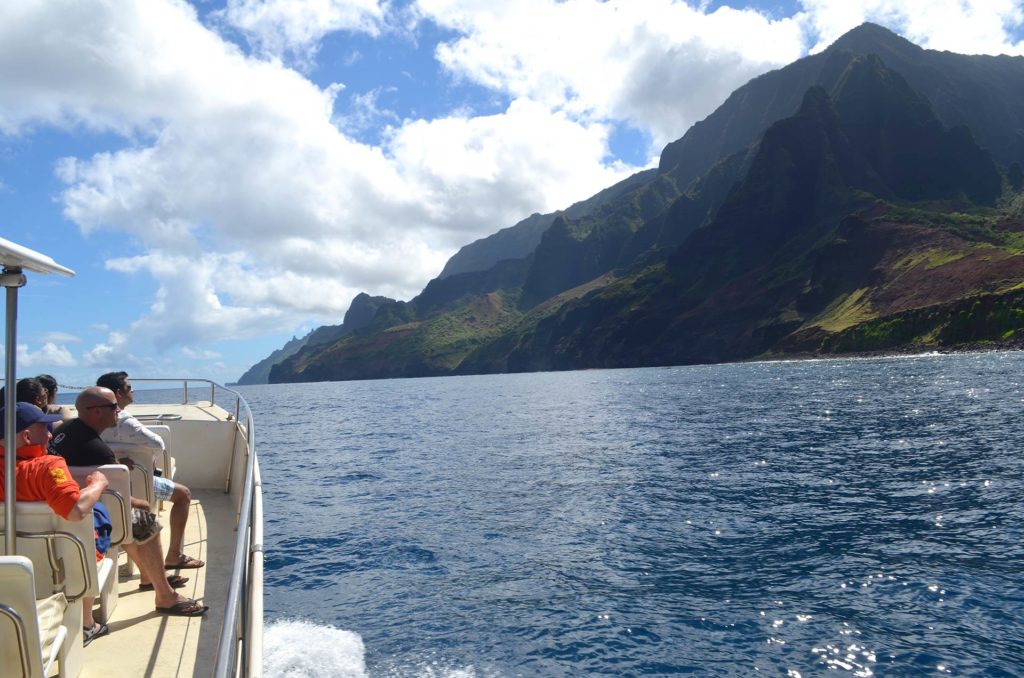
[
  {"xmin": 128, "ymin": 401, "xmax": 234, "ymax": 423},
  {"xmin": 80, "ymin": 489, "xmax": 235, "ymax": 678}
]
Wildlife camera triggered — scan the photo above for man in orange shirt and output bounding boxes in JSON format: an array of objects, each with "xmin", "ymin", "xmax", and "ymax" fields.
[{"xmin": 1, "ymin": 401, "xmax": 109, "ymax": 643}]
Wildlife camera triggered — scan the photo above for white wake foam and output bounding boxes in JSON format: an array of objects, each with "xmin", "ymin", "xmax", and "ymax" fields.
[
  {"xmin": 264, "ymin": 619, "xmax": 496, "ymax": 677},
  {"xmin": 264, "ymin": 619, "xmax": 367, "ymax": 677}
]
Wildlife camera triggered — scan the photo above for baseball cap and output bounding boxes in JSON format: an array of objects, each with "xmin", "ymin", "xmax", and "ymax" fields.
[{"xmin": 0, "ymin": 402, "xmax": 62, "ymax": 433}]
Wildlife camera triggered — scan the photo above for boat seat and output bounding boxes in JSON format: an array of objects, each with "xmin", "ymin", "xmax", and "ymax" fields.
[
  {"xmin": 0, "ymin": 555, "xmax": 70, "ymax": 678},
  {"xmin": 68, "ymin": 464, "xmax": 132, "ymax": 624},
  {"xmin": 104, "ymin": 441, "xmax": 158, "ymax": 508},
  {"xmin": 145, "ymin": 425, "xmax": 176, "ymax": 482},
  {"xmin": 97, "ymin": 444, "xmax": 167, "ymax": 580},
  {"xmin": 1, "ymin": 502, "xmax": 101, "ymax": 677},
  {"xmin": 0, "ymin": 502, "xmax": 98, "ymax": 603}
]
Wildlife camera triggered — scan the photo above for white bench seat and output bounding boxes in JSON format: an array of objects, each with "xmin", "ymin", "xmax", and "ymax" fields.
[
  {"xmin": 1, "ymin": 556, "xmax": 69, "ymax": 678},
  {"xmin": 67, "ymin": 464, "xmax": 132, "ymax": 624},
  {"xmin": 146, "ymin": 425, "xmax": 176, "ymax": 483},
  {"xmin": 104, "ymin": 442, "xmax": 160, "ymax": 508},
  {"xmin": 1, "ymin": 501, "xmax": 102, "ymax": 678}
]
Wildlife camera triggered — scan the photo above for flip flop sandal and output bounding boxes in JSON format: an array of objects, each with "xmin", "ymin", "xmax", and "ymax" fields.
[
  {"xmin": 165, "ymin": 554, "xmax": 205, "ymax": 569},
  {"xmin": 139, "ymin": 574, "xmax": 190, "ymax": 591},
  {"xmin": 83, "ymin": 622, "xmax": 110, "ymax": 647},
  {"xmin": 155, "ymin": 599, "xmax": 209, "ymax": 617}
]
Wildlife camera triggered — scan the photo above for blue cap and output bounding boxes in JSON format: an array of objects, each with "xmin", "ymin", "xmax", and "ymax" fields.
[{"xmin": 0, "ymin": 402, "xmax": 62, "ymax": 434}]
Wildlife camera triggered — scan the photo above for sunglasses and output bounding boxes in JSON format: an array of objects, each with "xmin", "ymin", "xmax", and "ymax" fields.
[{"xmin": 88, "ymin": 402, "xmax": 119, "ymax": 410}]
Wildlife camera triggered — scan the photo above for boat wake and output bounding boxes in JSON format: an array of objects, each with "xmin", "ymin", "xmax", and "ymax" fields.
[
  {"xmin": 264, "ymin": 619, "xmax": 488, "ymax": 677},
  {"xmin": 264, "ymin": 619, "xmax": 367, "ymax": 677}
]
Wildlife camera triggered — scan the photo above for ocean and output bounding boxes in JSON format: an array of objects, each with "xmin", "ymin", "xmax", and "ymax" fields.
[{"xmin": 239, "ymin": 352, "xmax": 1024, "ymax": 677}]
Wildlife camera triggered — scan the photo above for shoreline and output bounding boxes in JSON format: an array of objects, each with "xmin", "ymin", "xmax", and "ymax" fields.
[
  {"xmin": 755, "ymin": 338, "xmax": 1024, "ymax": 365},
  {"xmin": 251, "ymin": 342, "xmax": 1024, "ymax": 385}
]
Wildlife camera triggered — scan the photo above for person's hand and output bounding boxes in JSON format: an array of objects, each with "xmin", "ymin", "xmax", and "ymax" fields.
[
  {"xmin": 85, "ymin": 471, "xmax": 109, "ymax": 490},
  {"xmin": 118, "ymin": 456, "xmax": 136, "ymax": 470},
  {"xmin": 130, "ymin": 498, "xmax": 151, "ymax": 512}
]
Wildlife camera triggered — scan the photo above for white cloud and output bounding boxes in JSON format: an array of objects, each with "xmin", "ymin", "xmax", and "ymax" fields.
[
  {"xmin": 800, "ymin": 0, "xmax": 1024, "ymax": 54},
  {"xmin": 387, "ymin": 98, "xmax": 632, "ymax": 239},
  {"xmin": 105, "ymin": 252, "xmax": 296, "ymax": 351},
  {"xmin": 80, "ymin": 329, "xmax": 231, "ymax": 382},
  {"xmin": 81, "ymin": 331, "xmax": 144, "ymax": 369},
  {"xmin": 417, "ymin": 0, "xmax": 1024, "ymax": 149},
  {"xmin": 1, "ymin": 0, "xmax": 245, "ymax": 136},
  {"xmin": 417, "ymin": 0, "xmax": 806, "ymax": 149},
  {"xmin": 337, "ymin": 86, "xmax": 400, "ymax": 136},
  {"xmin": 217, "ymin": 0, "xmax": 387, "ymax": 64},
  {"xmin": 13, "ymin": 342, "xmax": 77, "ymax": 369},
  {"xmin": 181, "ymin": 346, "xmax": 221, "ymax": 360},
  {"xmin": 38, "ymin": 331, "xmax": 81, "ymax": 344},
  {"xmin": 0, "ymin": 0, "xmax": 639, "ymax": 359}
]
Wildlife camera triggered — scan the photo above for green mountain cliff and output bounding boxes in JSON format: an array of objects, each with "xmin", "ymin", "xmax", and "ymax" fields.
[{"xmin": 242, "ymin": 24, "xmax": 1024, "ymax": 384}]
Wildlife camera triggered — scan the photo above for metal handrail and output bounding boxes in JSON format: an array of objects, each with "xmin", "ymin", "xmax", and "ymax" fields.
[
  {"xmin": 247, "ymin": 461, "xmax": 264, "ymax": 674},
  {"xmin": 4, "ymin": 271, "xmax": 25, "ymax": 559},
  {"xmin": 217, "ymin": 395, "xmax": 259, "ymax": 677},
  {"xmin": 101, "ymin": 489, "xmax": 130, "ymax": 547},
  {"xmin": 129, "ymin": 378, "xmax": 262, "ymax": 677},
  {"xmin": 15, "ymin": 530, "xmax": 92, "ymax": 602},
  {"xmin": 0, "ymin": 602, "xmax": 31, "ymax": 678}
]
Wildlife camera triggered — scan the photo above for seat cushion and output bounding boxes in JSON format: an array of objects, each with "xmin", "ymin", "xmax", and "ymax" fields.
[{"xmin": 36, "ymin": 592, "xmax": 68, "ymax": 668}]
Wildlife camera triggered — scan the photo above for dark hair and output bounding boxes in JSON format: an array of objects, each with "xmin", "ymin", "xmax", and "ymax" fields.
[
  {"xmin": 15, "ymin": 378, "xmax": 47, "ymax": 408},
  {"xmin": 36, "ymin": 374, "xmax": 58, "ymax": 392},
  {"xmin": 96, "ymin": 371, "xmax": 129, "ymax": 393},
  {"xmin": 36, "ymin": 374, "xmax": 58, "ymax": 401},
  {"xmin": 96, "ymin": 372, "xmax": 129, "ymax": 393}
]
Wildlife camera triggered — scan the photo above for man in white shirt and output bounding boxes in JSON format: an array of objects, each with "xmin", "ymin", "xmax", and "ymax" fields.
[{"xmin": 96, "ymin": 372, "xmax": 205, "ymax": 570}]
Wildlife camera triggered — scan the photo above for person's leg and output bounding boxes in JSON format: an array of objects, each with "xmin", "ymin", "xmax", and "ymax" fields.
[
  {"xmin": 164, "ymin": 482, "xmax": 192, "ymax": 564},
  {"xmin": 82, "ymin": 595, "xmax": 109, "ymax": 646},
  {"xmin": 164, "ymin": 483, "xmax": 205, "ymax": 568},
  {"xmin": 82, "ymin": 595, "xmax": 95, "ymax": 628},
  {"xmin": 123, "ymin": 534, "xmax": 192, "ymax": 610}
]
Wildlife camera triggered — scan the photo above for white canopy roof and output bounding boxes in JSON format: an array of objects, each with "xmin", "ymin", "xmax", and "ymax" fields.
[{"xmin": 0, "ymin": 236, "xmax": 75, "ymax": 276}]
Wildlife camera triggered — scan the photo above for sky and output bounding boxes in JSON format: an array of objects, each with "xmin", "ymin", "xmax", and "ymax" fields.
[{"xmin": 1, "ymin": 0, "xmax": 1023, "ymax": 387}]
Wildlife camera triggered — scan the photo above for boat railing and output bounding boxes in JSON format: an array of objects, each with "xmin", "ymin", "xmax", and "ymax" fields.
[
  {"xmin": 128, "ymin": 378, "xmax": 263, "ymax": 678},
  {"xmin": 0, "ymin": 599, "xmax": 32, "ymax": 678}
]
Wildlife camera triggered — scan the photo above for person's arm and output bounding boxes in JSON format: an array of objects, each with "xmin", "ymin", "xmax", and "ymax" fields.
[
  {"xmin": 104, "ymin": 414, "xmax": 165, "ymax": 450},
  {"xmin": 66, "ymin": 471, "xmax": 108, "ymax": 521}
]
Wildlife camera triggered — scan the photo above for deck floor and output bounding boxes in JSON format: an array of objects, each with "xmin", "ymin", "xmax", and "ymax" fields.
[{"xmin": 80, "ymin": 490, "xmax": 235, "ymax": 678}]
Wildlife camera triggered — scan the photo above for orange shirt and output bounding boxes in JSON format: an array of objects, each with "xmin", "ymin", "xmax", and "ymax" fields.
[{"xmin": 0, "ymin": 445, "xmax": 81, "ymax": 520}]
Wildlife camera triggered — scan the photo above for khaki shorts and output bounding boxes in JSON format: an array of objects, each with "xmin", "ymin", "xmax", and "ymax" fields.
[{"xmin": 131, "ymin": 509, "xmax": 162, "ymax": 544}]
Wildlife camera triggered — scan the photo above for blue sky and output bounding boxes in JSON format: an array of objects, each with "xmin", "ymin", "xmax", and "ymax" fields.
[{"xmin": 1, "ymin": 0, "xmax": 1023, "ymax": 387}]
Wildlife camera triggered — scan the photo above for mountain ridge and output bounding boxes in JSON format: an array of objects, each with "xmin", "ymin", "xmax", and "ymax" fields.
[{"xmin": 242, "ymin": 24, "xmax": 1024, "ymax": 384}]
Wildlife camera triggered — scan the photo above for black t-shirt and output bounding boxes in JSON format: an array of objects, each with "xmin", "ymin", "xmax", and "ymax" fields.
[{"xmin": 51, "ymin": 419, "xmax": 116, "ymax": 466}]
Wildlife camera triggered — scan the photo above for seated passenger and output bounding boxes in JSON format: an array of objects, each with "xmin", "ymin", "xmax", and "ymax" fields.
[
  {"xmin": 35, "ymin": 374, "xmax": 75, "ymax": 423},
  {"xmin": 96, "ymin": 371, "xmax": 205, "ymax": 570},
  {"xmin": 0, "ymin": 402, "xmax": 111, "ymax": 645},
  {"xmin": 13, "ymin": 377, "xmax": 46, "ymax": 409},
  {"xmin": 51, "ymin": 387, "xmax": 208, "ymax": 617},
  {"xmin": 0, "ymin": 377, "xmax": 67, "ymax": 433}
]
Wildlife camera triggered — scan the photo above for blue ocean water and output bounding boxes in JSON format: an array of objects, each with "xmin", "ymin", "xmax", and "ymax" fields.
[{"xmin": 241, "ymin": 352, "xmax": 1024, "ymax": 677}]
